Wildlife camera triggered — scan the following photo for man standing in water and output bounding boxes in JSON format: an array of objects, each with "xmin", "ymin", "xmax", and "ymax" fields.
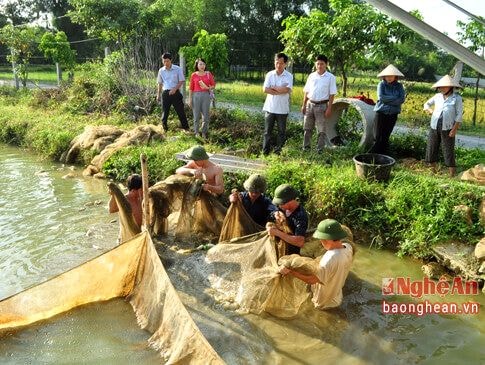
[
  {"xmin": 262, "ymin": 52, "xmax": 293, "ymax": 155},
  {"xmin": 280, "ymin": 219, "xmax": 353, "ymax": 309},
  {"xmin": 108, "ymin": 174, "xmax": 143, "ymax": 243},
  {"xmin": 267, "ymin": 184, "xmax": 308, "ymax": 255},
  {"xmin": 229, "ymin": 174, "xmax": 277, "ymax": 226},
  {"xmin": 176, "ymin": 145, "xmax": 224, "ymax": 195},
  {"xmin": 156, "ymin": 52, "xmax": 190, "ymax": 131}
]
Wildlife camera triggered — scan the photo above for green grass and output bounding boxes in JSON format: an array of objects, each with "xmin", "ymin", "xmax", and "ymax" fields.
[
  {"xmin": 0, "ymin": 65, "xmax": 59, "ymax": 85},
  {"xmin": 0, "ymin": 87, "xmax": 483, "ymax": 259}
]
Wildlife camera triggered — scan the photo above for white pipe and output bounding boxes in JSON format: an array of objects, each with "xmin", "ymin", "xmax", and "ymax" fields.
[{"xmin": 365, "ymin": 0, "xmax": 485, "ymax": 75}]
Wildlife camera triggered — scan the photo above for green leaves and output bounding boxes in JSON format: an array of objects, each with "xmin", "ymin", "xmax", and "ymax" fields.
[
  {"xmin": 180, "ymin": 30, "xmax": 229, "ymax": 77},
  {"xmin": 0, "ymin": 24, "xmax": 44, "ymax": 87},
  {"xmin": 39, "ymin": 31, "xmax": 77, "ymax": 70}
]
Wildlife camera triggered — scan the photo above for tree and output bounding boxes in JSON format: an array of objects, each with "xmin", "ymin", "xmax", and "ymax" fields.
[
  {"xmin": 226, "ymin": 0, "xmax": 327, "ymax": 71},
  {"xmin": 68, "ymin": 0, "xmax": 142, "ymax": 42},
  {"xmin": 370, "ymin": 10, "xmax": 453, "ymax": 81},
  {"xmin": 39, "ymin": 31, "xmax": 77, "ymax": 81},
  {"xmin": 180, "ymin": 30, "xmax": 229, "ymax": 77},
  {"xmin": 457, "ymin": 17, "xmax": 485, "ymax": 126},
  {"xmin": 280, "ymin": 0, "xmax": 385, "ymax": 96},
  {"xmin": 0, "ymin": 24, "xmax": 44, "ymax": 87},
  {"xmin": 0, "ymin": 0, "xmax": 37, "ymax": 25}
]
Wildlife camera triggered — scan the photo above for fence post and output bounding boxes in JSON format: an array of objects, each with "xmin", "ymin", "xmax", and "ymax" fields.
[
  {"xmin": 179, "ymin": 52, "xmax": 186, "ymax": 98},
  {"xmin": 287, "ymin": 59, "xmax": 293, "ymax": 110},
  {"xmin": 56, "ymin": 62, "xmax": 62, "ymax": 86},
  {"xmin": 11, "ymin": 55, "xmax": 19, "ymax": 89},
  {"xmin": 104, "ymin": 47, "xmax": 111, "ymax": 58}
]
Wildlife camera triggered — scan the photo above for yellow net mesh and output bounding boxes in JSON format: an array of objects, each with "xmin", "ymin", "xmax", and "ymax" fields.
[
  {"xmin": 207, "ymin": 233, "xmax": 315, "ymax": 318},
  {"xmin": 219, "ymin": 199, "xmax": 264, "ymax": 243},
  {"xmin": 207, "ymin": 201, "xmax": 354, "ymax": 318},
  {"xmin": 0, "ymin": 180, "xmax": 224, "ymax": 364},
  {"xmin": 148, "ymin": 175, "xmax": 227, "ymax": 240}
]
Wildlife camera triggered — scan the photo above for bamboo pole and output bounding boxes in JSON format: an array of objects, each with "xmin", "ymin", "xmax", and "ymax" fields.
[{"xmin": 140, "ymin": 154, "xmax": 151, "ymax": 233}]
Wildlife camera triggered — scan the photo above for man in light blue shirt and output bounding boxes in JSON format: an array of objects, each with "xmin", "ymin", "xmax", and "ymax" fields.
[{"xmin": 156, "ymin": 53, "xmax": 189, "ymax": 131}]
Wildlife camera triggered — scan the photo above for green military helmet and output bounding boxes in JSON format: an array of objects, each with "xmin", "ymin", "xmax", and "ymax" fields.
[
  {"xmin": 186, "ymin": 145, "xmax": 209, "ymax": 161},
  {"xmin": 243, "ymin": 174, "xmax": 267, "ymax": 194},
  {"xmin": 272, "ymin": 184, "xmax": 298, "ymax": 205},
  {"xmin": 313, "ymin": 219, "xmax": 347, "ymax": 240}
]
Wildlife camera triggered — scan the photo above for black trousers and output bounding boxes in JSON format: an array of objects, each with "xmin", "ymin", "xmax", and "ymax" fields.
[
  {"xmin": 370, "ymin": 112, "xmax": 398, "ymax": 155},
  {"xmin": 161, "ymin": 90, "xmax": 189, "ymax": 130},
  {"xmin": 263, "ymin": 112, "xmax": 287, "ymax": 155}
]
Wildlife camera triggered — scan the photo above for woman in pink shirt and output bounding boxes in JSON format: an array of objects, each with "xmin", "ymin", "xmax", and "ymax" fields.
[{"xmin": 188, "ymin": 58, "xmax": 215, "ymax": 139}]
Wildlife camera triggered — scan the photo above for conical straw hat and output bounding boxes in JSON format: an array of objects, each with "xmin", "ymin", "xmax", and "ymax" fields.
[
  {"xmin": 377, "ymin": 64, "xmax": 404, "ymax": 77},
  {"xmin": 432, "ymin": 75, "xmax": 462, "ymax": 89}
]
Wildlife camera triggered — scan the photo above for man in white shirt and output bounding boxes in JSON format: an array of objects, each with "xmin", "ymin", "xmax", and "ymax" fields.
[
  {"xmin": 262, "ymin": 52, "xmax": 293, "ymax": 155},
  {"xmin": 279, "ymin": 219, "xmax": 353, "ymax": 309},
  {"xmin": 301, "ymin": 55, "xmax": 337, "ymax": 152}
]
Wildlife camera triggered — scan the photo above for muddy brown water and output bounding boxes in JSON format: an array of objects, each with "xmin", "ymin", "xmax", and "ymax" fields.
[{"xmin": 0, "ymin": 144, "xmax": 483, "ymax": 364}]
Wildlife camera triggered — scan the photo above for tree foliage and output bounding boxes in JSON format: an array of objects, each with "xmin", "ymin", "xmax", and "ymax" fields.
[
  {"xmin": 180, "ymin": 30, "xmax": 229, "ymax": 77},
  {"xmin": 280, "ymin": 0, "xmax": 384, "ymax": 96},
  {"xmin": 0, "ymin": 24, "xmax": 44, "ymax": 87},
  {"xmin": 39, "ymin": 31, "xmax": 77, "ymax": 70},
  {"xmin": 68, "ymin": 0, "xmax": 142, "ymax": 42},
  {"xmin": 457, "ymin": 17, "xmax": 484, "ymax": 126},
  {"xmin": 372, "ymin": 10, "xmax": 455, "ymax": 80},
  {"xmin": 457, "ymin": 17, "xmax": 485, "ymax": 54}
]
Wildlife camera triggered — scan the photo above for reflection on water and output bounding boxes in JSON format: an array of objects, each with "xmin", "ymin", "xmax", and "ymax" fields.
[
  {"xmin": 0, "ymin": 144, "xmax": 483, "ymax": 365},
  {"xmin": 0, "ymin": 300, "xmax": 160, "ymax": 365},
  {"xmin": 0, "ymin": 144, "xmax": 159, "ymax": 363},
  {"xmin": 158, "ymin": 242, "xmax": 484, "ymax": 365}
]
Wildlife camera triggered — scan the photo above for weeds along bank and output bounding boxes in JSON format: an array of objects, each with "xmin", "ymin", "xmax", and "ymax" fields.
[{"xmin": 0, "ymin": 86, "xmax": 483, "ymax": 259}]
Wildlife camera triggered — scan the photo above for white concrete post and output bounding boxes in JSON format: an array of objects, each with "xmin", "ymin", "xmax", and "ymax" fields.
[
  {"xmin": 104, "ymin": 47, "xmax": 111, "ymax": 58},
  {"xmin": 56, "ymin": 62, "xmax": 62, "ymax": 86},
  {"xmin": 179, "ymin": 52, "xmax": 186, "ymax": 98},
  {"xmin": 11, "ymin": 51, "xmax": 19, "ymax": 89}
]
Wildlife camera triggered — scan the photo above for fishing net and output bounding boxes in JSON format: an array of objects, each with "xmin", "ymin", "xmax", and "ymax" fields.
[
  {"xmin": 219, "ymin": 199, "xmax": 264, "ymax": 243},
  {"xmin": 207, "ymin": 233, "xmax": 317, "ymax": 318},
  {"xmin": 0, "ymin": 184, "xmax": 224, "ymax": 364},
  {"xmin": 208, "ymin": 203, "xmax": 354, "ymax": 318},
  {"xmin": 108, "ymin": 182, "xmax": 141, "ymax": 243},
  {"xmin": 148, "ymin": 174, "xmax": 227, "ymax": 240}
]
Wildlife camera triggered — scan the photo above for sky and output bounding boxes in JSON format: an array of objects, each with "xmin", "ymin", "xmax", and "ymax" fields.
[{"xmin": 387, "ymin": 0, "xmax": 484, "ymax": 43}]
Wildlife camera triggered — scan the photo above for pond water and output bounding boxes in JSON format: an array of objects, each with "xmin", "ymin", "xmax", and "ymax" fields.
[{"xmin": 0, "ymin": 144, "xmax": 483, "ymax": 364}]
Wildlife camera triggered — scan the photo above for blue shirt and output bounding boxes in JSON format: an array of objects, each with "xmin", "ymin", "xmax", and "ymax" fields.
[
  {"xmin": 374, "ymin": 80, "xmax": 405, "ymax": 115},
  {"xmin": 241, "ymin": 192, "xmax": 277, "ymax": 227},
  {"xmin": 157, "ymin": 64, "xmax": 185, "ymax": 90},
  {"xmin": 424, "ymin": 93, "xmax": 463, "ymax": 130},
  {"xmin": 271, "ymin": 204, "xmax": 309, "ymax": 255}
]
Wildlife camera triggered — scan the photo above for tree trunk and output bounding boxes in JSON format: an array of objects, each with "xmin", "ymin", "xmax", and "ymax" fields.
[
  {"xmin": 11, "ymin": 60, "xmax": 19, "ymax": 90},
  {"xmin": 179, "ymin": 53, "xmax": 186, "ymax": 98},
  {"xmin": 472, "ymin": 72, "xmax": 480, "ymax": 127},
  {"xmin": 341, "ymin": 66, "xmax": 348, "ymax": 97}
]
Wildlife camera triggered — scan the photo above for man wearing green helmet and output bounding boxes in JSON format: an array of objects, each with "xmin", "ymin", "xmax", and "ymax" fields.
[
  {"xmin": 267, "ymin": 184, "xmax": 308, "ymax": 255},
  {"xmin": 280, "ymin": 219, "xmax": 353, "ymax": 309},
  {"xmin": 229, "ymin": 174, "xmax": 277, "ymax": 226},
  {"xmin": 176, "ymin": 145, "xmax": 224, "ymax": 195}
]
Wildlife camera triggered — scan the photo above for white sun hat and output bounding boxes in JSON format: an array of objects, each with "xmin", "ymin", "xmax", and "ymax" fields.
[
  {"xmin": 377, "ymin": 64, "xmax": 404, "ymax": 77},
  {"xmin": 431, "ymin": 75, "xmax": 462, "ymax": 89}
]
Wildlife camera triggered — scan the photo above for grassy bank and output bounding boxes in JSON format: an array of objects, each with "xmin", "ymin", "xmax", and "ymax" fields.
[
  {"xmin": 1, "ymin": 64, "xmax": 483, "ymax": 135},
  {"xmin": 0, "ymin": 82, "xmax": 483, "ymax": 259}
]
